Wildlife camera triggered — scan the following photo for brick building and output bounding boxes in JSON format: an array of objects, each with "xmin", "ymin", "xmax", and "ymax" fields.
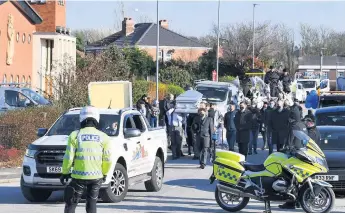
[
  {"xmin": 297, "ymin": 56, "xmax": 345, "ymax": 90},
  {"xmin": 85, "ymin": 18, "xmax": 211, "ymax": 62},
  {"xmin": 0, "ymin": 0, "xmax": 76, "ymax": 97}
]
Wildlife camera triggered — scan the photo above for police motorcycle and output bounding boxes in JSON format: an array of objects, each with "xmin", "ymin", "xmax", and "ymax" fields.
[{"xmin": 210, "ymin": 130, "xmax": 335, "ymax": 213}]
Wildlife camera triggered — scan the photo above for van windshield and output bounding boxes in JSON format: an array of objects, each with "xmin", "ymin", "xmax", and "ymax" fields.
[
  {"xmin": 47, "ymin": 114, "xmax": 120, "ymax": 136},
  {"xmin": 196, "ymin": 87, "xmax": 228, "ymax": 102},
  {"xmin": 21, "ymin": 88, "xmax": 51, "ymax": 105},
  {"xmin": 297, "ymin": 81, "xmax": 316, "ymax": 89}
]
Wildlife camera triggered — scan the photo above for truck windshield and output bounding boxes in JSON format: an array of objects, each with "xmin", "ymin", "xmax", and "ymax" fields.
[
  {"xmin": 318, "ymin": 132, "xmax": 345, "ymax": 150},
  {"xmin": 316, "ymin": 112, "xmax": 345, "ymax": 126},
  {"xmin": 21, "ymin": 88, "xmax": 51, "ymax": 105},
  {"xmin": 47, "ymin": 114, "xmax": 120, "ymax": 136},
  {"xmin": 297, "ymin": 81, "xmax": 316, "ymax": 89},
  {"xmin": 196, "ymin": 87, "xmax": 227, "ymax": 102},
  {"xmin": 319, "ymin": 99, "xmax": 345, "ymax": 108}
]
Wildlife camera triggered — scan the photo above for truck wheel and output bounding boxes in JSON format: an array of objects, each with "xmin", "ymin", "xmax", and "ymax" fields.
[
  {"xmin": 145, "ymin": 156, "xmax": 163, "ymax": 192},
  {"xmin": 100, "ymin": 163, "xmax": 128, "ymax": 203},
  {"xmin": 20, "ymin": 176, "xmax": 52, "ymax": 202}
]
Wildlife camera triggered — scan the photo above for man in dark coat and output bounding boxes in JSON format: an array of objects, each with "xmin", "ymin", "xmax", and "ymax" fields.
[
  {"xmin": 186, "ymin": 113, "xmax": 198, "ymax": 156},
  {"xmin": 192, "ymin": 108, "xmax": 214, "ymax": 168},
  {"xmin": 240, "ymin": 75, "xmax": 252, "ymax": 98},
  {"xmin": 280, "ymin": 69, "xmax": 292, "ymax": 94},
  {"xmin": 264, "ymin": 100, "xmax": 276, "ymax": 153},
  {"xmin": 304, "ymin": 118, "xmax": 321, "ymax": 144},
  {"xmin": 136, "ymin": 95, "xmax": 152, "ymax": 121},
  {"xmin": 234, "ymin": 101, "xmax": 253, "ymax": 157},
  {"xmin": 224, "ymin": 102, "xmax": 237, "ymax": 151},
  {"xmin": 264, "ymin": 66, "xmax": 281, "ymax": 97},
  {"xmin": 270, "ymin": 100, "xmax": 290, "ymax": 152},
  {"xmin": 259, "ymin": 102, "xmax": 268, "ymax": 150},
  {"xmin": 249, "ymin": 103, "xmax": 260, "ymax": 155},
  {"xmin": 279, "ymin": 111, "xmax": 309, "ymax": 210}
]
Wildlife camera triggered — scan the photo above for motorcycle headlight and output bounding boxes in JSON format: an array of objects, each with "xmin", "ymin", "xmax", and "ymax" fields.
[{"xmin": 25, "ymin": 149, "xmax": 37, "ymax": 158}]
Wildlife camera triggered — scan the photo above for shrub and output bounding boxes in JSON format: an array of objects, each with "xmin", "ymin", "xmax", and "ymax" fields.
[
  {"xmin": 132, "ymin": 80, "xmax": 150, "ymax": 103},
  {"xmin": 219, "ymin": 76, "xmax": 236, "ymax": 82},
  {"xmin": 0, "ymin": 107, "xmax": 63, "ymax": 151},
  {"xmin": 0, "ymin": 145, "xmax": 21, "ymax": 162},
  {"xmin": 167, "ymin": 84, "xmax": 185, "ymax": 97}
]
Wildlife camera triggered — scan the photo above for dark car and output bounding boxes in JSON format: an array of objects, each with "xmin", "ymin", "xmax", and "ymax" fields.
[
  {"xmin": 315, "ymin": 106, "xmax": 345, "ymax": 127},
  {"xmin": 318, "ymin": 93, "xmax": 345, "ymax": 108},
  {"xmin": 316, "ymin": 126, "xmax": 345, "ymax": 192}
]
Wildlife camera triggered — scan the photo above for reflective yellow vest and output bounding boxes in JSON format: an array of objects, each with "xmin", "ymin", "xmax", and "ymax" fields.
[{"xmin": 62, "ymin": 127, "xmax": 112, "ymax": 180}]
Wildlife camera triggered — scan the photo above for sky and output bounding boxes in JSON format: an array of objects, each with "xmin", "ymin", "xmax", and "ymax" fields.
[{"xmin": 66, "ymin": 1, "xmax": 345, "ymax": 44}]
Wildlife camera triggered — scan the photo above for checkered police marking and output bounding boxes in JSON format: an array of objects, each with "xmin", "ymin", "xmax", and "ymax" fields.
[
  {"xmin": 292, "ymin": 167, "xmax": 310, "ymax": 178},
  {"xmin": 217, "ymin": 168, "xmax": 237, "ymax": 181}
]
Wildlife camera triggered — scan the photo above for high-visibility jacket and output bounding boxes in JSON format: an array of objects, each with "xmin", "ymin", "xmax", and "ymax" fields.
[{"xmin": 62, "ymin": 127, "xmax": 112, "ymax": 180}]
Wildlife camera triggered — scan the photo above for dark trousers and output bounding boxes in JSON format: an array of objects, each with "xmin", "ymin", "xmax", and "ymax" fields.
[
  {"xmin": 272, "ymin": 130, "xmax": 287, "ymax": 152},
  {"xmin": 238, "ymin": 142, "xmax": 249, "ymax": 158},
  {"xmin": 199, "ymin": 136, "xmax": 211, "ymax": 165},
  {"xmin": 270, "ymin": 85, "xmax": 279, "ymax": 97},
  {"xmin": 261, "ymin": 130, "xmax": 267, "ymax": 148},
  {"xmin": 249, "ymin": 128, "xmax": 259, "ymax": 153},
  {"xmin": 266, "ymin": 129, "xmax": 273, "ymax": 154},
  {"xmin": 64, "ymin": 178, "xmax": 102, "ymax": 213},
  {"xmin": 171, "ymin": 126, "xmax": 183, "ymax": 158},
  {"xmin": 226, "ymin": 130, "xmax": 236, "ymax": 151},
  {"xmin": 186, "ymin": 130, "xmax": 194, "ymax": 154}
]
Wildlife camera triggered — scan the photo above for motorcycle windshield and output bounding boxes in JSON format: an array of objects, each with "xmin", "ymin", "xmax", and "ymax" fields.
[{"xmin": 293, "ymin": 130, "xmax": 325, "ymax": 158}]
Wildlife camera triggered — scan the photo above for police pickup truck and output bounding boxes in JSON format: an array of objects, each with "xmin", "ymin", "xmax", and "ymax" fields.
[{"xmin": 20, "ymin": 107, "xmax": 168, "ymax": 203}]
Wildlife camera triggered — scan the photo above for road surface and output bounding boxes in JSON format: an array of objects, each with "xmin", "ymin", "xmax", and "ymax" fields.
[{"xmin": 0, "ymin": 147, "xmax": 344, "ymax": 213}]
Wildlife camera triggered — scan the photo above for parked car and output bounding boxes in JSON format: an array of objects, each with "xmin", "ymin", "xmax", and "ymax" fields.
[
  {"xmin": 20, "ymin": 107, "xmax": 168, "ymax": 203},
  {"xmin": 315, "ymin": 106, "xmax": 345, "ymax": 126},
  {"xmin": 316, "ymin": 126, "xmax": 345, "ymax": 193},
  {"xmin": 0, "ymin": 85, "xmax": 51, "ymax": 114}
]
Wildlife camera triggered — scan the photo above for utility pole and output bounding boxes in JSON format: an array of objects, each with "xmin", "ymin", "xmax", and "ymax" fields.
[
  {"xmin": 252, "ymin": 4, "xmax": 258, "ymax": 69},
  {"xmin": 155, "ymin": 0, "xmax": 160, "ymax": 127},
  {"xmin": 216, "ymin": 0, "xmax": 220, "ymax": 82},
  {"xmin": 320, "ymin": 48, "xmax": 326, "ymax": 79}
]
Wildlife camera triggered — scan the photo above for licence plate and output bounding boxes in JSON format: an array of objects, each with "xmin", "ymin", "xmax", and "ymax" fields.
[
  {"xmin": 47, "ymin": 166, "xmax": 62, "ymax": 173},
  {"xmin": 315, "ymin": 175, "xmax": 339, "ymax": 181}
]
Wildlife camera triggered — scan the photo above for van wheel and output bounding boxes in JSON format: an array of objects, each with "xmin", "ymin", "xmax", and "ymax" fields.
[
  {"xmin": 20, "ymin": 176, "xmax": 52, "ymax": 202},
  {"xmin": 145, "ymin": 156, "xmax": 163, "ymax": 192},
  {"xmin": 100, "ymin": 163, "xmax": 128, "ymax": 203}
]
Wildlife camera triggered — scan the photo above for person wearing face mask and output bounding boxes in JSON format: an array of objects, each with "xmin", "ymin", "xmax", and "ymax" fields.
[
  {"xmin": 270, "ymin": 100, "xmax": 290, "ymax": 152},
  {"xmin": 234, "ymin": 101, "xmax": 253, "ymax": 157},
  {"xmin": 249, "ymin": 102, "xmax": 260, "ymax": 155},
  {"xmin": 193, "ymin": 108, "xmax": 214, "ymax": 169},
  {"xmin": 264, "ymin": 100, "xmax": 276, "ymax": 153},
  {"xmin": 278, "ymin": 110, "xmax": 308, "ymax": 210}
]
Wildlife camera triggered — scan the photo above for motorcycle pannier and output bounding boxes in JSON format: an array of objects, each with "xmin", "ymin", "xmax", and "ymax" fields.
[{"xmin": 214, "ymin": 151, "xmax": 245, "ymax": 185}]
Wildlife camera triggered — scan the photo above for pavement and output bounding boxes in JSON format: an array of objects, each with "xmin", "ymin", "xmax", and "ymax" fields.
[{"xmin": 1, "ymin": 138, "xmax": 345, "ymax": 213}]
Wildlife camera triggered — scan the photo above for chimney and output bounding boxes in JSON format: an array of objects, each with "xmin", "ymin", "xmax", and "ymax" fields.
[
  {"xmin": 122, "ymin": 17, "xmax": 134, "ymax": 36},
  {"xmin": 159, "ymin": 20, "xmax": 168, "ymax": 29}
]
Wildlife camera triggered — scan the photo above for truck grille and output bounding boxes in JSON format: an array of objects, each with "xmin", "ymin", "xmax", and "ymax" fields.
[{"xmin": 36, "ymin": 150, "xmax": 65, "ymax": 165}]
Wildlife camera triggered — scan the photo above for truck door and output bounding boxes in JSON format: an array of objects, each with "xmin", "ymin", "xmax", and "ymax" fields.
[
  {"xmin": 131, "ymin": 114, "xmax": 152, "ymax": 174},
  {"xmin": 122, "ymin": 114, "xmax": 142, "ymax": 177}
]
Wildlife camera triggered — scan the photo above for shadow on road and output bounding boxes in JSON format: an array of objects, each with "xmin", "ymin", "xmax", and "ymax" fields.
[{"xmin": 164, "ymin": 178, "xmax": 216, "ymax": 193}]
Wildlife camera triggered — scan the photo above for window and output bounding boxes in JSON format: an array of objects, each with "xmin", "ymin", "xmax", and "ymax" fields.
[
  {"xmin": 28, "ymin": 76, "xmax": 31, "ymax": 84},
  {"xmin": 58, "ymin": 0, "xmax": 64, "ymax": 5},
  {"xmin": 3, "ymin": 74, "xmax": 7, "ymax": 83},
  {"xmin": 158, "ymin": 50, "xmax": 162, "ymax": 61},
  {"xmin": 316, "ymin": 112, "xmax": 345, "ymax": 126},
  {"xmin": 22, "ymin": 33, "xmax": 26, "ymax": 43},
  {"xmin": 165, "ymin": 52, "xmax": 172, "ymax": 61},
  {"xmin": 16, "ymin": 33, "xmax": 19, "ymax": 42},
  {"xmin": 4, "ymin": 90, "xmax": 31, "ymax": 107},
  {"xmin": 28, "ymin": 34, "xmax": 31, "ymax": 44},
  {"xmin": 321, "ymin": 71, "xmax": 329, "ymax": 79},
  {"xmin": 338, "ymin": 71, "xmax": 344, "ymax": 77},
  {"xmin": 16, "ymin": 75, "xmax": 19, "ymax": 83},
  {"xmin": 22, "ymin": 76, "xmax": 26, "ymax": 84},
  {"xmin": 132, "ymin": 114, "xmax": 146, "ymax": 132},
  {"xmin": 10, "ymin": 75, "xmax": 13, "ymax": 83},
  {"xmin": 123, "ymin": 115, "xmax": 135, "ymax": 129}
]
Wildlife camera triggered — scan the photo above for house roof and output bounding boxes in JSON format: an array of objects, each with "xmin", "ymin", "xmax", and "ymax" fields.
[
  {"xmin": 87, "ymin": 23, "xmax": 209, "ymax": 50},
  {"xmin": 298, "ymin": 56, "xmax": 345, "ymax": 66},
  {"xmin": 0, "ymin": 0, "xmax": 42, "ymax": 25}
]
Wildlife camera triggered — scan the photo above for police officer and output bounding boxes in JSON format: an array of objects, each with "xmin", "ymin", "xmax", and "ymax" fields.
[
  {"xmin": 264, "ymin": 66, "xmax": 281, "ymax": 97},
  {"xmin": 234, "ymin": 101, "xmax": 253, "ymax": 157},
  {"xmin": 61, "ymin": 106, "xmax": 112, "ymax": 213},
  {"xmin": 280, "ymin": 69, "xmax": 292, "ymax": 94}
]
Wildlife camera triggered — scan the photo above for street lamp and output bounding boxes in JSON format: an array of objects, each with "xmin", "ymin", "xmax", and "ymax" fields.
[
  {"xmin": 320, "ymin": 48, "xmax": 327, "ymax": 79},
  {"xmin": 252, "ymin": 4, "xmax": 258, "ymax": 69},
  {"xmin": 216, "ymin": 0, "xmax": 220, "ymax": 82},
  {"xmin": 155, "ymin": 0, "xmax": 159, "ymax": 101}
]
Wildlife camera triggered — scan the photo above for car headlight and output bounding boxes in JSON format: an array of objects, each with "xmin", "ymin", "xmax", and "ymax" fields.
[{"xmin": 25, "ymin": 149, "xmax": 37, "ymax": 158}]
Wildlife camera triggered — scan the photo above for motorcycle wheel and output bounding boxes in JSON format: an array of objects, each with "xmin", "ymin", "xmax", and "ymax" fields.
[
  {"xmin": 215, "ymin": 187, "xmax": 249, "ymax": 212},
  {"xmin": 299, "ymin": 185, "xmax": 335, "ymax": 213}
]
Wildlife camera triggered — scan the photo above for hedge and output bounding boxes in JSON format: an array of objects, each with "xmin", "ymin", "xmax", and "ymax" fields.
[{"xmin": 219, "ymin": 76, "xmax": 236, "ymax": 82}]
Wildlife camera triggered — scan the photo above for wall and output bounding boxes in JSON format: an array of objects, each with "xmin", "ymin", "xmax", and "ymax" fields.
[
  {"xmin": 32, "ymin": 33, "xmax": 76, "ymax": 96},
  {"xmin": 0, "ymin": 2, "xmax": 36, "ymax": 84},
  {"xmin": 30, "ymin": 0, "xmax": 66, "ymax": 32},
  {"xmin": 141, "ymin": 46, "xmax": 209, "ymax": 62}
]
